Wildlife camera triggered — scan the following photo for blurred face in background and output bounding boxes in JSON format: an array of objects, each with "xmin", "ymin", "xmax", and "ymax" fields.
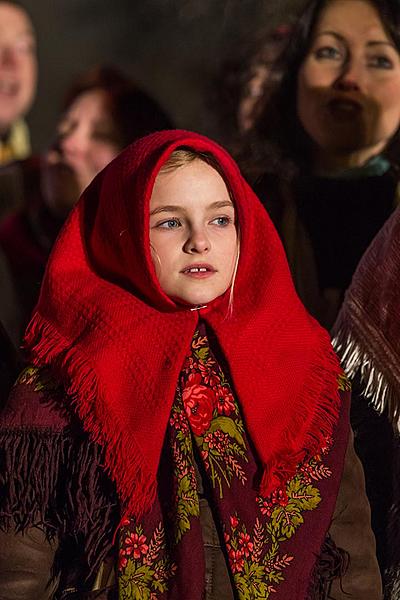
[
  {"xmin": 238, "ymin": 62, "xmax": 270, "ymax": 134},
  {"xmin": 0, "ymin": 2, "xmax": 37, "ymax": 134},
  {"xmin": 297, "ymin": 0, "xmax": 400, "ymax": 169},
  {"xmin": 42, "ymin": 88, "xmax": 122, "ymax": 217}
]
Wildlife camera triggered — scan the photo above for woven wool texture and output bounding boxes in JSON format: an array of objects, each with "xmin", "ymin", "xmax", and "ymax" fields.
[
  {"xmin": 25, "ymin": 130, "xmax": 342, "ymax": 520},
  {"xmin": 333, "ymin": 205, "xmax": 400, "ymax": 428}
]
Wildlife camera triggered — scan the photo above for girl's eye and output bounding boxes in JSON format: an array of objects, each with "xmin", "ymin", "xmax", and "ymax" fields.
[
  {"xmin": 368, "ymin": 55, "xmax": 393, "ymax": 69},
  {"xmin": 157, "ymin": 218, "xmax": 181, "ymax": 229},
  {"xmin": 314, "ymin": 46, "xmax": 342, "ymax": 61},
  {"xmin": 211, "ymin": 216, "xmax": 231, "ymax": 226}
]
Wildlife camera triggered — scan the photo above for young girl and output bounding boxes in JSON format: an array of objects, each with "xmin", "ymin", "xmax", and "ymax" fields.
[{"xmin": 0, "ymin": 130, "xmax": 380, "ymax": 599}]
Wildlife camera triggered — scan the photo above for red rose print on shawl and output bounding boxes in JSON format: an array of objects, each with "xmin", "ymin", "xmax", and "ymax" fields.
[
  {"xmin": 215, "ymin": 385, "xmax": 235, "ymax": 416},
  {"xmin": 182, "ymin": 373, "xmax": 214, "ymax": 436}
]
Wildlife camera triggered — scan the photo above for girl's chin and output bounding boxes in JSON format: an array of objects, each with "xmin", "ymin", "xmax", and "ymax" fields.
[{"xmin": 172, "ymin": 289, "xmax": 230, "ymax": 308}]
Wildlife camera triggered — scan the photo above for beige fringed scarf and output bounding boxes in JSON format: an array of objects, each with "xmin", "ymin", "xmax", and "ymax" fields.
[{"xmin": 332, "ymin": 206, "xmax": 400, "ymax": 431}]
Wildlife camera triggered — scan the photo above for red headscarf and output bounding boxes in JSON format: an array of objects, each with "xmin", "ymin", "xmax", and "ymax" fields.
[{"xmin": 24, "ymin": 130, "xmax": 342, "ymax": 520}]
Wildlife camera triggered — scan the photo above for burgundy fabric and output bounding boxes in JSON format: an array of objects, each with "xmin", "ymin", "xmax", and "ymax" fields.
[
  {"xmin": 333, "ymin": 205, "xmax": 400, "ymax": 420},
  {"xmin": 0, "ymin": 369, "xmax": 120, "ymax": 577},
  {"xmin": 23, "ymin": 130, "xmax": 342, "ymax": 521},
  {"xmin": 118, "ymin": 327, "xmax": 350, "ymax": 600}
]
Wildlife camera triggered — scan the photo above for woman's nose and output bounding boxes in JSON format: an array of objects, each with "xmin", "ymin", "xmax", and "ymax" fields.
[
  {"xmin": 59, "ymin": 128, "xmax": 87, "ymax": 159},
  {"xmin": 183, "ymin": 227, "xmax": 210, "ymax": 254},
  {"xmin": 0, "ymin": 45, "xmax": 18, "ymax": 70},
  {"xmin": 333, "ymin": 59, "xmax": 363, "ymax": 92}
]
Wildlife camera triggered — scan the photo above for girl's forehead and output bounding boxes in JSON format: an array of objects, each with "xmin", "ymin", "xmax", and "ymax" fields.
[{"xmin": 150, "ymin": 159, "xmax": 235, "ymax": 208}]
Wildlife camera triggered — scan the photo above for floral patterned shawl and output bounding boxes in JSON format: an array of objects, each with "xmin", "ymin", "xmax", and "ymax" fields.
[{"xmin": 118, "ymin": 326, "xmax": 350, "ymax": 600}]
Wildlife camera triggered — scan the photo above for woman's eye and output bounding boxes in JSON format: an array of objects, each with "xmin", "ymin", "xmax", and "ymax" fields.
[
  {"xmin": 314, "ymin": 46, "xmax": 342, "ymax": 60},
  {"xmin": 15, "ymin": 37, "xmax": 36, "ymax": 55},
  {"xmin": 157, "ymin": 218, "xmax": 181, "ymax": 229},
  {"xmin": 368, "ymin": 55, "xmax": 393, "ymax": 69},
  {"xmin": 57, "ymin": 121, "xmax": 71, "ymax": 138},
  {"xmin": 92, "ymin": 128, "xmax": 120, "ymax": 144},
  {"xmin": 211, "ymin": 216, "xmax": 231, "ymax": 226}
]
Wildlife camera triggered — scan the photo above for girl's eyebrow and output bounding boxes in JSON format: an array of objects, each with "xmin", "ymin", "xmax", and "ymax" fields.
[
  {"xmin": 150, "ymin": 200, "xmax": 234, "ymax": 216},
  {"xmin": 150, "ymin": 205, "xmax": 183, "ymax": 216}
]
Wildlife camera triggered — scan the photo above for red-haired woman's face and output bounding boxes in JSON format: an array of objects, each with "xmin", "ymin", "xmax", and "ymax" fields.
[
  {"xmin": 297, "ymin": 0, "xmax": 400, "ymax": 168},
  {"xmin": 42, "ymin": 89, "xmax": 121, "ymax": 216},
  {"xmin": 57, "ymin": 89, "xmax": 121, "ymax": 192}
]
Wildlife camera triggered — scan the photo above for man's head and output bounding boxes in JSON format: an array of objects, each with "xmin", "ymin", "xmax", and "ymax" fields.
[{"xmin": 0, "ymin": 2, "xmax": 37, "ymax": 135}]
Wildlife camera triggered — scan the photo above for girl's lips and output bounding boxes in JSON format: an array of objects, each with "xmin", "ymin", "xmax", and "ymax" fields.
[{"xmin": 180, "ymin": 264, "xmax": 217, "ymax": 278}]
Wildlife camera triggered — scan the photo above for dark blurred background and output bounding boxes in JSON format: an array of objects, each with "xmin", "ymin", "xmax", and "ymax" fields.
[{"xmin": 21, "ymin": 0, "xmax": 304, "ymax": 151}]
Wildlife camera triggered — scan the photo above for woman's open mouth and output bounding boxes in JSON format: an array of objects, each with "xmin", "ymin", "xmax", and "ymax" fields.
[{"xmin": 327, "ymin": 98, "xmax": 362, "ymax": 117}]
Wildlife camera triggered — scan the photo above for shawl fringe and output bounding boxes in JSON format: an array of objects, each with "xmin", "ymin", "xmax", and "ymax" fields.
[
  {"xmin": 307, "ymin": 534, "xmax": 350, "ymax": 600},
  {"xmin": 383, "ymin": 501, "xmax": 400, "ymax": 599},
  {"xmin": 385, "ymin": 564, "xmax": 400, "ymax": 600},
  {"xmin": 333, "ymin": 328, "xmax": 400, "ymax": 433},
  {"xmin": 0, "ymin": 427, "xmax": 118, "ymax": 575},
  {"xmin": 24, "ymin": 312, "xmax": 157, "ymax": 521},
  {"xmin": 25, "ymin": 311, "xmax": 342, "ymax": 512},
  {"xmin": 260, "ymin": 340, "xmax": 342, "ymax": 498}
]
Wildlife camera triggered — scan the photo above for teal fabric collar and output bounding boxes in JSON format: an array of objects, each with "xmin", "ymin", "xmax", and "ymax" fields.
[{"xmin": 317, "ymin": 155, "xmax": 391, "ymax": 180}]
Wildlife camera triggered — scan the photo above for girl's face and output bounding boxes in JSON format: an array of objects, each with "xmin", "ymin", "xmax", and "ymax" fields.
[
  {"xmin": 297, "ymin": 0, "xmax": 400, "ymax": 167},
  {"xmin": 149, "ymin": 159, "xmax": 238, "ymax": 306}
]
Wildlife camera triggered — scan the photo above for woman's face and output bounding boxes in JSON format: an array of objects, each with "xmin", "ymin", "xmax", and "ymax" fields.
[
  {"xmin": 42, "ymin": 88, "xmax": 121, "ymax": 216},
  {"xmin": 57, "ymin": 88, "xmax": 121, "ymax": 191},
  {"xmin": 297, "ymin": 0, "xmax": 400, "ymax": 167},
  {"xmin": 149, "ymin": 159, "xmax": 238, "ymax": 307},
  {"xmin": 238, "ymin": 63, "xmax": 270, "ymax": 134}
]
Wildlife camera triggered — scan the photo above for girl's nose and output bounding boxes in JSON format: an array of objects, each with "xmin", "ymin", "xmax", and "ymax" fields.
[{"xmin": 183, "ymin": 227, "xmax": 210, "ymax": 254}]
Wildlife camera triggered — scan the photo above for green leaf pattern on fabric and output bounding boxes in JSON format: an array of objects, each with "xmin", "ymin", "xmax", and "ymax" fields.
[
  {"xmin": 117, "ymin": 329, "xmax": 337, "ymax": 598},
  {"xmin": 119, "ymin": 523, "xmax": 177, "ymax": 599}
]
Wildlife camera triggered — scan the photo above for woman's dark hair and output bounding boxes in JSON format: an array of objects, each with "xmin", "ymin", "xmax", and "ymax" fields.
[
  {"xmin": 61, "ymin": 65, "xmax": 173, "ymax": 149},
  {"xmin": 210, "ymin": 24, "xmax": 291, "ymax": 149},
  {"xmin": 245, "ymin": 0, "xmax": 400, "ymax": 180}
]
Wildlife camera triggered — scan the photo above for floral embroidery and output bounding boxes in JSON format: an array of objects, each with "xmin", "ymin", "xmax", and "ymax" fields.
[
  {"xmin": 182, "ymin": 372, "xmax": 214, "ymax": 436},
  {"xmin": 225, "ymin": 515, "xmax": 291, "ymax": 597},
  {"xmin": 338, "ymin": 372, "xmax": 351, "ymax": 392},
  {"xmin": 118, "ymin": 329, "xmax": 338, "ymax": 598},
  {"xmin": 172, "ymin": 433, "xmax": 200, "ymax": 543},
  {"xmin": 174, "ymin": 329, "xmax": 248, "ymax": 498},
  {"xmin": 16, "ymin": 365, "xmax": 60, "ymax": 393},
  {"xmin": 222, "ymin": 443, "xmax": 333, "ymax": 599},
  {"xmin": 119, "ymin": 522, "xmax": 177, "ymax": 600}
]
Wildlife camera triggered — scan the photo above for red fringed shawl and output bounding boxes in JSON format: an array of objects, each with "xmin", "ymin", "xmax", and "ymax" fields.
[{"xmin": 24, "ymin": 130, "xmax": 342, "ymax": 520}]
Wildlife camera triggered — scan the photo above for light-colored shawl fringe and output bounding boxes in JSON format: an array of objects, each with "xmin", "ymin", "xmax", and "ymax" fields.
[
  {"xmin": 384, "ymin": 565, "xmax": 400, "ymax": 600},
  {"xmin": 333, "ymin": 330, "xmax": 400, "ymax": 434}
]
